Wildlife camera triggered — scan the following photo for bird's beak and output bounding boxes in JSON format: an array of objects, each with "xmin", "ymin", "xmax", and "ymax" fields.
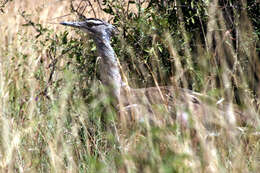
[
  {"xmin": 60, "ymin": 21, "xmax": 83, "ymax": 28},
  {"xmin": 60, "ymin": 21, "xmax": 95, "ymax": 35}
]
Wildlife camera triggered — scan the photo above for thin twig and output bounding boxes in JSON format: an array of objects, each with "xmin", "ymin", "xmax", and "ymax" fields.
[
  {"xmin": 36, "ymin": 46, "xmax": 77, "ymax": 100},
  {"xmin": 70, "ymin": 0, "xmax": 87, "ymax": 20},
  {"xmin": 48, "ymin": 13, "xmax": 73, "ymax": 21},
  {"xmin": 86, "ymin": 0, "xmax": 96, "ymax": 18}
]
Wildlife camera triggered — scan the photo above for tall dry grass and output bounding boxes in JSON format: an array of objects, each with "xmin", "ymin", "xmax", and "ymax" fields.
[{"xmin": 0, "ymin": 0, "xmax": 259, "ymax": 172}]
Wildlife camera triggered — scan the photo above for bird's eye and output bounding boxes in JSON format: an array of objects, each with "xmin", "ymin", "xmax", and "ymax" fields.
[
  {"xmin": 85, "ymin": 22, "xmax": 102, "ymax": 28},
  {"xmin": 86, "ymin": 23, "xmax": 94, "ymax": 27}
]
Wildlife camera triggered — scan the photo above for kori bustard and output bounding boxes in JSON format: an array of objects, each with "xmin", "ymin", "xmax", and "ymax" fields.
[{"xmin": 60, "ymin": 18, "xmax": 246, "ymax": 127}]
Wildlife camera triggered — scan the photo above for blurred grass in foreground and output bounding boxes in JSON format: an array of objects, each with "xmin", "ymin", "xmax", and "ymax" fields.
[{"xmin": 0, "ymin": 0, "xmax": 259, "ymax": 172}]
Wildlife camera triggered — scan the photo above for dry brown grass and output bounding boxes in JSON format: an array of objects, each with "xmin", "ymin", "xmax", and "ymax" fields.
[{"xmin": 0, "ymin": 0, "xmax": 259, "ymax": 172}]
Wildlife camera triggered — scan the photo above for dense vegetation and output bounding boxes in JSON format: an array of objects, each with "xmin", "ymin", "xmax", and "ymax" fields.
[{"xmin": 0, "ymin": 0, "xmax": 259, "ymax": 172}]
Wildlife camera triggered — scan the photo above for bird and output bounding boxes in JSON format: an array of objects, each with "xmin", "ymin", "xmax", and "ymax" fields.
[{"xmin": 60, "ymin": 18, "xmax": 247, "ymax": 128}]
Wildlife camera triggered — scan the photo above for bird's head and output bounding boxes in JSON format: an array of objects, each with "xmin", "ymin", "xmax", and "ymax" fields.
[{"xmin": 60, "ymin": 18, "xmax": 118, "ymax": 41}]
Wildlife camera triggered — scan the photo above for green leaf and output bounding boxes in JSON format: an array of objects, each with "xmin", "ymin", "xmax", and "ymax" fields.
[{"xmin": 103, "ymin": 5, "xmax": 114, "ymax": 15}]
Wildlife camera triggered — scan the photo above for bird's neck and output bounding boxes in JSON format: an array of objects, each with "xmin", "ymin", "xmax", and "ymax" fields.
[{"xmin": 94, "ymin": 38, "xmax": 123, "ymax": 101}]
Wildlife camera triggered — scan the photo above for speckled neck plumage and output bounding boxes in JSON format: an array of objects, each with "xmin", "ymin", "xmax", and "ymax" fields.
[{"xmin": 94, "ymin": 37, "xmax": 123, "ymax": 101}]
